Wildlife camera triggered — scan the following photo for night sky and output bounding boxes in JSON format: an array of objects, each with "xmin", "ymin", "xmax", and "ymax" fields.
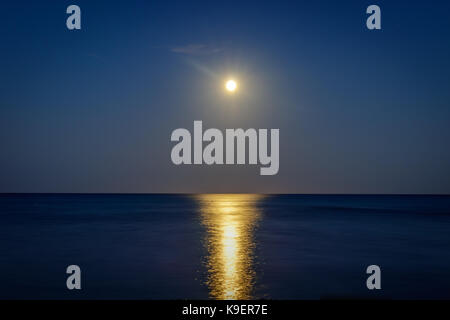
[{"xmin": 1, "ymin": 0, "xmax": 450, "ymax": 193}]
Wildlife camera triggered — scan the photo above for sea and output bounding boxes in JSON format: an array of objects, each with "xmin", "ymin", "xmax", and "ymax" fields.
[{"xmin": 1, "ymin": 194, "xmax": 449, "ymax": 299}]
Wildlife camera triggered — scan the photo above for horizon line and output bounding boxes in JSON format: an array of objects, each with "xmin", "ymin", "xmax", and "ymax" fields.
[{"xmin": 1, "ymin": 192, "xmax": 450, "ymax": 196}]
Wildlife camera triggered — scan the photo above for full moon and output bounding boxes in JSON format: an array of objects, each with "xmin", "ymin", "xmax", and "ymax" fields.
[{"xmin": 225, "ymin": 80, "xmax": 237, "ymax": 92}]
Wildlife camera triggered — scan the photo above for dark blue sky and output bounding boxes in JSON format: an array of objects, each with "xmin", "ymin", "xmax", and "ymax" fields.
[{"xmin": 1, "ymin": 0, "xmax": 449, "ymax": 193}]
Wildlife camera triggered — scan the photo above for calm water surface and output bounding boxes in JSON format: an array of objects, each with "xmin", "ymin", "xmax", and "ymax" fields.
[{"xmin": 1, "ymin": 194, "xmax": 450, "ymax": 299}]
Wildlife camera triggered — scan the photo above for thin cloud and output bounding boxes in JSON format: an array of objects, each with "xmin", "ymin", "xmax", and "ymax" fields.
[{"xmin": 170, "ymin": 44, "xmax": 224, "ymax": 55}]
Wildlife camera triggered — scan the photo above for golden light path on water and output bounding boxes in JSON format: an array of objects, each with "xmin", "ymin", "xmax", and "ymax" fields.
[{"xmin": 195, "ymin": 194, "xmax": 264, "ymax": 300}]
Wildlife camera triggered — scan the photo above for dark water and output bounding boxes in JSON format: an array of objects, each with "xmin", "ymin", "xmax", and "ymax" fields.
[{"xmin": 1, "ymin": 194, "xmax": 450, "ymax": 299}]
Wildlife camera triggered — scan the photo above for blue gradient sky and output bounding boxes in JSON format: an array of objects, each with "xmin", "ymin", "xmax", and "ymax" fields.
[{"xmin": 1, "ymin": 0, "xmax": 450, "ymax": 193}]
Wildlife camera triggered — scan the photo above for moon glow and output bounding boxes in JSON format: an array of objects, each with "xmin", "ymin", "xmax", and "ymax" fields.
[{"xmin": 225, "ymin": 80, "xmax": 237, "ymax": 92}]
